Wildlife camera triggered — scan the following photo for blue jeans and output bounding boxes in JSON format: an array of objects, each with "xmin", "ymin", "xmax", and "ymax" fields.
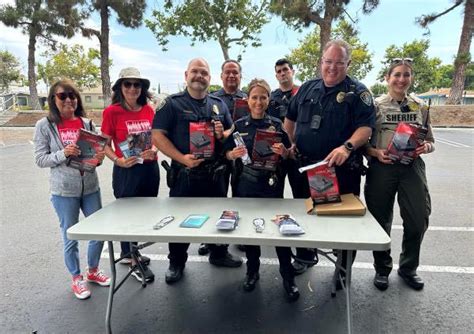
[{"xmin": 51, "ymin": 191, "xmax": 104, "ymax": 277}]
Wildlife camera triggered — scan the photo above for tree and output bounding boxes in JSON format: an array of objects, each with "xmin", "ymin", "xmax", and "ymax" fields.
[
  {"xmin": 0, "ymin": 50, "xmax": 22, "ymax": 91},
  {"xmin": 370, "ymin": 83, "xmax": 387, "ymax": 96},
  {"xmin": 81, "ymin": 0, "xmax": 147, "ymax": 107},
  {"xmin": 209, "ymin": 84, "xmax": 223, "ymax": 93},
  {"xmin": 288, "ymin": 19, "xmax": 373, "ymax": 81},
  {"xmin": 145, "ymin": 0, "xmax": 270, "ymax": 61},
  {"xmin": 37, "ymin": 44, "xmax": 101, "ymax": 91},
  {"xmin": 434, "ymin": 63, "xmax": 474, "ymax": 90},
  {"xmin": 416, "ymin": 0, "xmax": 473, "ymax": 104},
  {"xmin": 377, "ymin": 40, "xmax": 442, "ymax": 94},
  {"xmin": 0, "ymin": 1, "xmax": 85, "ymax": 109},
  {"xmin": 270, "ymin": 0, "xmax": 380, "ymax": 74}
]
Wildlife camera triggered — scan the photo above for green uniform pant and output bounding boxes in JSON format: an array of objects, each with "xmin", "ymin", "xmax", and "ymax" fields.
[{"xmin": 364, "ymin": 158, "xmax": 431, "ymax": 276}]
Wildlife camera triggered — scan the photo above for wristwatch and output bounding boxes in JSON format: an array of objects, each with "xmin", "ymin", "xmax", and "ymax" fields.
[{"xmin": 343, "ymin": 141, "xmax": 354, "ymax": 152}]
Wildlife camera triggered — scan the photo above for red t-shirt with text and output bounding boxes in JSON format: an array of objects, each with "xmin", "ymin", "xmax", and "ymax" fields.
[
  {"xmin": 101, "ymin": 103, "xmax": 156, "ymax": 159},
  {"xmin": 57, "ymin": 117, "xmax": 83, "ymax": 146}
]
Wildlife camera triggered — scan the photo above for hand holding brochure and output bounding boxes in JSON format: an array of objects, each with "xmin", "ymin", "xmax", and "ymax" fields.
[{"xmin": 67, "ymin": 129, "xmax": 107, "ymax": 172}]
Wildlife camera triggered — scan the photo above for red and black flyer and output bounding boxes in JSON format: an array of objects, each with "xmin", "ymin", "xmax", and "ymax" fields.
[
  {"xmin": 189, "ymin": 121, "xmax": 214, "ymax": 159},
  {"xmin": 387, "ymin": 122, "xmax": 428, "ymax": 165},
  {"xmin": 299, "ymin": 161, "xmax": 341, "ymax": 204},
  {"xmin": 251, "ymin": 129, "xmax": 282, "ymax": 171},
  {"xmin": 233, "ymin": 99, "xmax": 250, "ymax": 121},
  {"xmin": 67, "ymin": 129, "xmax": 107, "ymax": 172}
]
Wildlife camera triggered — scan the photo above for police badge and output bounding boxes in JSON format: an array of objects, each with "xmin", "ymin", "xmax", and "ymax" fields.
[
  {"xmin": 267, "ymin": 125, "xmax": 276, "ymax": 132},
  {"xmin": 336, "ymin": 92, "xmax": 346, "ymax": 103},
  {"xmin": 360, "ymin": 91, "xmax": 373, "ymax": 106}
]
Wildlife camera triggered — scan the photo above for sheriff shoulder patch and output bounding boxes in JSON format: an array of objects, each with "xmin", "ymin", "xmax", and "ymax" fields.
[{"xmin": 360, "ymin": 91, "xmax": 373, "ymax": 106}]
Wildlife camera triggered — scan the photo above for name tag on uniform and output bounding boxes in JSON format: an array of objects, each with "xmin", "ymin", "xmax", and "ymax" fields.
[{"xmin": 383, "ymin": 112, "xmax": 419, "ymax": 124}]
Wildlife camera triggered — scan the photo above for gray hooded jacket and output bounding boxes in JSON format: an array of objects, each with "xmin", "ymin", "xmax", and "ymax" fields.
[{"xmin": 34, "ymin": 116, "xmax": 100, "ymax": 197}]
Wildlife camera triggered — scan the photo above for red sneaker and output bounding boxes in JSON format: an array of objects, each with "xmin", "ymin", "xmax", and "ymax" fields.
[
  {"xmin": 86, "ymin": 268, "xmax": 111, "ymax": 287},
  {"xmin": 72, "ymin": 276, "xmax": 91, "ymax": 300}
]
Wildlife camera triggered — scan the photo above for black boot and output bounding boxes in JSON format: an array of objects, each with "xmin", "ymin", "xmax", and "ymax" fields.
[
  {"xmin": 165, "ymin": 263, "xmax": 184, "ymax": 284},
  {"xmin": 283, "ymin": 279, "xmax": 300, "ymax": 302},
  {"xmin": 243, "ymin": 272, "xmax": 260, "ymax": 292}
]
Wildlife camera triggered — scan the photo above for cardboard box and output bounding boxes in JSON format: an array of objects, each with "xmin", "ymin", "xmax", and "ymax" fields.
[
  {"xmin": 299, "ymin": 161, "xmax": 341, "ymax": 204},
  {"xmin": 305, "ymin": 193, "xmax": 366, "ymax": 216},
  {"xmin": 387, "ymin": 122, "xmax": 427, "ymax": 165},
  {"xmin": 189, "ymin": 121, "xmax": 214, "ymax": 159},
  {"xmin": 251, "ymin": 129, "xmax": 282, "ymax": 171}
]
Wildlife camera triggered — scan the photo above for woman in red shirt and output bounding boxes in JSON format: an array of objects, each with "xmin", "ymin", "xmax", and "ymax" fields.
[{"xmin": 102, "ymin": 68, "xmax": 160, "ymax": 283}]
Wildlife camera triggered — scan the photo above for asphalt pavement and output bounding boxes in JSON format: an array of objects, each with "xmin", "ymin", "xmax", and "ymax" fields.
[{"xmin": 0, "ymin": 127, "xmax": 473, "ymax": 333}]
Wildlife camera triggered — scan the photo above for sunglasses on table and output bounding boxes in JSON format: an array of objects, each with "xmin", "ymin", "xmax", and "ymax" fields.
[
  {"xmin": 55, "ymin": 92, "xmax": 77, "ymax": 101},
  {"xmin": 123, "ymin": 81, "xmax": 142, "ymax": 88},
  {"xmin": 392, "ymin": 57, "xmax": 413, "ymax": 65}
]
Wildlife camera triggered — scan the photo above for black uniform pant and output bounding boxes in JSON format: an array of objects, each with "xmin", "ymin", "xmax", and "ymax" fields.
[
  {"xmin": 245, "ymin": 246, "xmax": 294, "ymax": 280},
  {"xmin": 168, "ymin": 166, "xmax": 228, "ymax": 267},
  {"xmin": 365, "ymin": 159, "xmax": 430, "ymax": 276},
  {"xmin": 113, "ymin": 162, "xmax": 160, "ymax": 255},
  {"xmin": 291, "ymin": 164, "xmax": 362, "ymax": 270}
]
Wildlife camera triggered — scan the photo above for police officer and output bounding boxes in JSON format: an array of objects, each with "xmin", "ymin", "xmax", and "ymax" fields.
[
  {"xmin": 195, "ymin": 59, "xmax": 248, "ymax": 257},
  {"xmin": 211, "ymin": 59, "xmax": 248, "ymax": 119},
  {"xmin": 267, "ymin": 58, "xmax": 316, "ymax": 275},
  {"xmin": 224, "ymin": 78, "xmax": 299, "ymax": 301},
  {"xmin": 285, "ymin": 40, "xmax": 375, "ymax": 285},
  {"xmin": 365, "ymin": 58, "xmax": 434, "ymax": 291},
  {"xmin": 152, "ymin": 58, "xmax": 242, "ymax": 284}
]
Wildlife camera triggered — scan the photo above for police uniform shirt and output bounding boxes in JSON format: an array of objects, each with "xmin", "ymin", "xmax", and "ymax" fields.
[
  {"xmin": 211, "ymin": 88, "xmax": 247, "ymax": 118},
  {"xmin": 152, "ymin": 89, "xmax": 232, "ymax": 155},
  {"xmin": 286, "ymin": 76, "xmax": 375, "ymax": 161},
  {"xmin": 268, "ymin": 86, "xmax": 298, "ymax": 121},
  {"xmin": 225, "ymin": 114, "xmax": 291, "ymax": 156},
  {"xmin": 372, "ymin": 93, "xmax": 435, "ymax": 150}
]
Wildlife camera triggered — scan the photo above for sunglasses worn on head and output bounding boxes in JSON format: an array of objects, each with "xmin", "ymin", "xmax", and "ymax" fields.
[
  {"xmin": 392, "ymin": 57, "xmax": 413, "ymax": 65},
  {"xmin": 123, "ymin": 81, "xmax": 142, "ymax": 88},
  {"xmin": 55, "ymin": 92, "xmax": 76, "ymax": 101}
]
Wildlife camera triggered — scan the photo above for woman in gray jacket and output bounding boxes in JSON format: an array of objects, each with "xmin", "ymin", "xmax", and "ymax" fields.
[{"xmin": 34, "ymin": 80, "xmax": 110, "ymax": 300}]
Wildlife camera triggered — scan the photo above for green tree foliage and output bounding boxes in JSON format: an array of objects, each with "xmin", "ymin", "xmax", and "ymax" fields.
[
  {"xmin": 145, "ymin": 0, "xmax": 270, "ymax": 61},
  {"xmin": 0, "ymin": 50, "xmax": 22, "ymax": 90},
  {"xmin": 416, "ymin": 0, "xmax": 472, "ymax": 104},
  {"xmin": 37, "ymin": 44, "xmax": 101, "ymax": 90},
  {"xmin": 288, "ymin": 19, "xmax": 373, "ymax": 81},
  {"xmin": 81, "ymin": 0, "xmax": 147, "ymax": 106},
  {"xmin": 208, "ymin": 84, "xmax": 223, "ymax": 93},
  {"xmin": 270, "ymin": 0, "xmax": 379, "ymax": 74},
  {"xmin": 370, "ymin": 83, "xmax": 387, "ymax": 96},
  {"xmin": 0, "ymin": 0, "xmax": 85, "ymax": 109},
  {"xmin": 434, "ymin": 63, "xmax": 474, "ymax": 90},
  {"xmin": 377, "ymin": 40, "xmax": 442, "ymax": 94}
]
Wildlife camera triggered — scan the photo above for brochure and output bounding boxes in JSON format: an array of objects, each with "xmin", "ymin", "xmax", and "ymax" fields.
[
  {"xmin": 251, "ymin": 129, "xmax": 282, "ymax": 171},
  {"xmin": 216, "ymin": 210, "xmax": 239, "ymax": 231},
  {"xmin": 299, "ymin": 161, "xmax": 341, "ymax": 204},
  {"xmin": 67, "ymin": 128, "xmax": 107, "ymax": 172},
  {"xmin": 189, "ymin": 122, "xmax": 214, "ymax": 159},
  {"xmin": 387, "ymin": 122, "xmax": 428, "ymax": 165},
  {"xmin": 233, "ymin": 99, "xmax": 250, "ymax": 121},
  {"xmin": 118, "ymin": 131, "xmax": 152, "ymax": 164}
]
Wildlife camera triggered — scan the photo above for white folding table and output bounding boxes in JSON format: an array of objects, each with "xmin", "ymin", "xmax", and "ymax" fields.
[{"xmin": 68, "ymin": 197, "xmax": 390, "ymax": 334}]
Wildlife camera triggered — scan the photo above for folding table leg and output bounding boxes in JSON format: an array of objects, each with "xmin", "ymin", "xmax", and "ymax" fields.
[
  {"xmin": 345, "ymin": 250, "xmax": 353, "ymax": 334},
  {"xmin": 106, "ymin": 241, "xmax": 116, "ymax": 334}
]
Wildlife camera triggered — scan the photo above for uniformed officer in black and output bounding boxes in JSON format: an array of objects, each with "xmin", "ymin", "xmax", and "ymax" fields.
[
  {"xmin": 152, "ymin": 58, "xmax": 242, "ymax": 284},
  {"xmin": 285, "ymin": 40, "xmax": 375, "ymax": 284},
  {"xmin": 224, "ymin": 78, "xmax": 299, "ymax": 301},
  {"xmin": 195, "ymin": 59, "xmax": 248, "ymax": 257},
  {"xmin": 211, "ymin": 59, "xmax": 247, "ymax": 119},
  {"xmin": 267, "ymin": 58, "xmax": 317, "ymax": 275}
]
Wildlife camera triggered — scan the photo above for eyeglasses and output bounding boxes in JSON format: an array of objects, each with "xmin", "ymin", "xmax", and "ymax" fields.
[
  {"xmin": 123, "ymin": 81, "xmax": 142, "ymax": 89},
  {"xmin": 322, "ymin": 58, "xmax": 347, "ymax": 68},
  {"xmin": 55, "ymin": 92, "xmax": 76, "ymax": 101},
  {"xmin": 392, "ymin": 58, "xmax": 413, "ymax": 65}
]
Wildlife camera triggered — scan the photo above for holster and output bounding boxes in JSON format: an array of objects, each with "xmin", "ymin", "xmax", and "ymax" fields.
[
  {"xmin": 343, "ymin": 150, "xmax": 367, "ymax": 176},
  {"xmin": 161, "ymin": 160, "xmax": 177, "ymax": 188}
]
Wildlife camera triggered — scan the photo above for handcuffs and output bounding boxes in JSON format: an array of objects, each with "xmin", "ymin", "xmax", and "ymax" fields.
[{"xmin": 253, "ymin": 218, "xmax": 265, "ymax": 233}]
